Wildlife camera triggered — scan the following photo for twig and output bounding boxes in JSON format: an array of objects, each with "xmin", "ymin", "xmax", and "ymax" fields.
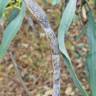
[
  {"xmin": 3, "ymin": 73, "xmax": 21, "ymax": 86},
  {"xmin": 24, "ymin": 16, "xmax": 36, "ymax": 32},
  {"xmin": 10, "ymin": 52, "xmax": 31, "ymax": 96}
]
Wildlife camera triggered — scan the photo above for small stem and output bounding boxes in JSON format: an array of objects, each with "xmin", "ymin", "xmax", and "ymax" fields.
[
  {"xmin": 24, "ymin": 0, "xmax": 61, "ymax": 96},
  {"xmin": 10, "ymin": 52, "xmax": 31, "ymax": 96}
]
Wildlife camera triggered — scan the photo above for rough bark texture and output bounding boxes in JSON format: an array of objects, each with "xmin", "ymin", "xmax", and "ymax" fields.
[{"xmin": 24, "ymin": 0, "xmax": 61, "ymax": 96}]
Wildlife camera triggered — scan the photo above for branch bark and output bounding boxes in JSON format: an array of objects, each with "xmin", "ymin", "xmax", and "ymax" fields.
[{"xmin": 24, "ymin": 0, "xmax": 61, "ymax": 96}]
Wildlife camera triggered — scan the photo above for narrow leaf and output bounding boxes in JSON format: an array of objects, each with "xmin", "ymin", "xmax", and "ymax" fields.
[
  {"xmin": 0, "ymin": 2, "xmax": 26, "ymax": 59},
  {"xmin": 8, "ymin": 8, "xmax": 19, "ymax": 24},
  {"xmin": 86, "ymin": 10, "xmax": 96, "ymax": 96},
  {"xmin": 58, "ymin": 0, "xmax": 89, "ymax": 96}
]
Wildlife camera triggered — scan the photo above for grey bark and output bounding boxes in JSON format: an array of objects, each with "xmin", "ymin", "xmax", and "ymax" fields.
[{"xmin": 24, "ymin": 0, "xmax": 61, "ymax": 96}]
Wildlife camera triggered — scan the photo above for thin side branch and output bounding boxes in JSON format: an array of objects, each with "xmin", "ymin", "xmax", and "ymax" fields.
[{"xmin": 10, "ymin": 53, "xmax": 31, "ymax": 96}]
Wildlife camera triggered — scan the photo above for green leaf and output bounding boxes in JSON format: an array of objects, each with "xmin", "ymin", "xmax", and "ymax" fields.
[
  {"xmin": 0, "ymin": 0, "xmax": 9, "ymax": 18},
  {"xmin": 46, "ymin": 0, "xmax": 60, "ymax": 5},
  {"xmin": 86, "ymin": 10, "xmax": 96, "ymax": 96},
  {"xmin": 58, "ymin": 0, "xmax": 89, "ymax": 96},
  {"xmin": 52, "ymin": 0, "xmax": 60, "ymax": 5},
  {"xmin": 94, "ymin": 0, "xmax": 96, "ymax": 6},
  {"xmin": 0, "ymin": 2, "xmax": 26, "ymax": 59},
  {"xmin": 8, "ymin": 8, "xmax": 20, "ymax": 24}
]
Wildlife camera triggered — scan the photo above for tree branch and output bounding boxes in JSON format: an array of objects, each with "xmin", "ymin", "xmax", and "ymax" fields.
[
  {"xmin": 10, "ymin": 52, "xmax": 31, "ymax": 96},
  {"xmin": 24, "ymin": 0, "xmax": 61, "ymax": 96}
]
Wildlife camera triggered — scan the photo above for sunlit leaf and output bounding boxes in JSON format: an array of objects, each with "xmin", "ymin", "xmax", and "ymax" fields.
[{"xmin": 0, "ymin": 0, "xmax": 9, "ymax": 18}]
